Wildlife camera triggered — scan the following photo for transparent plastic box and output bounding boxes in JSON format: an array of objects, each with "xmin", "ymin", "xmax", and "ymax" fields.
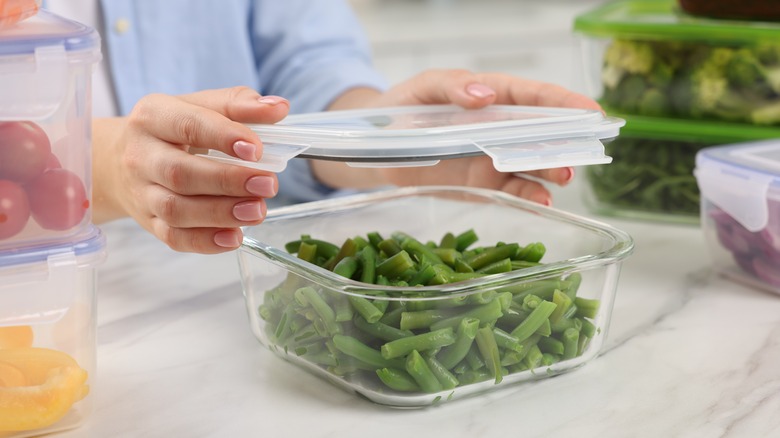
[
  {"xmin": 696, "ymin": 140, "xmax": 780, "ymax": 295},
  {"xmin": 573, "ymin": 0, "xmax": 780, "ymax": 126},
  {"xmin": 237, "ymin": 187, "xmax": 634, "ymax": 407},
  {"xmin": 0, "ymin": 10, "xmax": 100, "ymax": 251},
  {"xmin": 0, "ymin": 226, "xmax": 105, "ymax": 436},
  {"xmin": 581, "ymin": 113, "xmax": 780, "ymax": 224}
]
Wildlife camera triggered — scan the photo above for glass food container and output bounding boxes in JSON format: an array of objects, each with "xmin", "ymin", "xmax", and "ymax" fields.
[
  {"xmin": 582, "ymin": 113, "xmax": 780, "ymax": 224},
  {"xmin": 573, "ymin": 0, "xmax": 780, "ymax": 126},
  {"xmin": 237, "ymin": 186, "xmax": 634, "ymax": 407}
]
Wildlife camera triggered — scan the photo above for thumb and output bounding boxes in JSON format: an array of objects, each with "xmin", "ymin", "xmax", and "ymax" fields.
[{"xmin": 384, "ymin": 69, "xmax": 498, "ymax": 109}]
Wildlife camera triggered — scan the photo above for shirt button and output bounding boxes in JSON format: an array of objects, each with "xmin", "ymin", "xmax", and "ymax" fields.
[{"xmin": 113, "ymin": 18, "xmax": 131, "ymax": 35}]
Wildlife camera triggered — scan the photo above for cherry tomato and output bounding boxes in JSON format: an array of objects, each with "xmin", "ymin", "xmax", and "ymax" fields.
[
  {"xmin": 26, "ymin": 169, "xmax": 88, "ymax": 231},
  {"xmin": 0, "ymin": 180, "xmax": 31, "ymax": 240},
  {"xmin": 0, "ymin": 121, "xmax": 52, "ymax": 184}
]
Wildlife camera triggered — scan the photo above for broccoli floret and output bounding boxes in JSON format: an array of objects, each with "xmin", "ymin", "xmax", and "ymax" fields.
[
  {"xmin": 637, "ymin": 88, "xmax": 671, "ymax": 116},
  {"xmin": 754, "ymin": 44, "xmax": 780, "ymax": 66},
  {"xmin": 612, "ymin": 74, "xmax": 648, "ymax": 112},
  {"xmin": 727, "ymin": 48, "xmax": 780, "ymax": 94},
  {"xmin": 604, "ymin": 39, "xmax": 655, "ymax": 75}
]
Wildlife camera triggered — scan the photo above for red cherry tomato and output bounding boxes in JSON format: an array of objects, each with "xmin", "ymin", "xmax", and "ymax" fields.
[
  {"xmin": 0, "ymin": 180, "xmax": 31, "ymax": 240},
  {"xmin": 25, "ymin": 168, "xmax": 88, "ymax": 231},
  {"xmin": 0, "ymin": 121, "xmax": 52, "ymax": 184}
]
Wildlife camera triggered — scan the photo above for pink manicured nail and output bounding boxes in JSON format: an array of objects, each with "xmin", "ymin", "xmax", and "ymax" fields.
[
  {"xmin": 258, "ymin": 95, "xmax": 288, "ymax": 105},
  {"xmin": 214, "ymin": 230, "xmax": 241, "ymax": 248},
  {"xmin": 246, "ymin": 176, "xmax": 277, "ymax": 197},
  {"xmin": 563, "ymin": 167, "xmax": 575, "ymax": 184},
  {"xmin": 233, "ymin": 201, "xmax": 265, "ymax": 222},
  {"xmin": 466, "ymin": 83, "xmax": 496, "ymax": 99},
  {"xmin": 233, "ymin": 140, "xmax": 258, "ymax": 161}
]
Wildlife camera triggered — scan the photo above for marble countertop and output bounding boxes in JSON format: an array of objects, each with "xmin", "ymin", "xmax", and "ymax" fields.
[{"xmin": 56, "ymin": 179, "xmax": 780, "ymax": 438}]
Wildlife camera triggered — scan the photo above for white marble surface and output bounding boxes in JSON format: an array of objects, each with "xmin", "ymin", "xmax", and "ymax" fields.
[{"xmin": 51, "ymin": 177, "xmax": 780, "ymax": 438}]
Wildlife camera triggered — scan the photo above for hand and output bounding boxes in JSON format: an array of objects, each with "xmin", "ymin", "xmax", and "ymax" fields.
[
  {"xmin": 92, "ymin": 87, "xmax": 289, "ymax": 254},
  {"xmin": 318, "ymin": 69, "xmax": 601, "ymax": 205}
]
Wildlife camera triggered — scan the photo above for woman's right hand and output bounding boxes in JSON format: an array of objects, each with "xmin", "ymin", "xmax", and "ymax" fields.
[{"xmin": 92, "ymin": 86, "xmax": 289, "ymax": 254}]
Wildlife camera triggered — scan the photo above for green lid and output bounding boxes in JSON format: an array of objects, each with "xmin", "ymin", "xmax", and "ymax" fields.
[
  {"xmin": 606, "ymin": 108, "xmax": 780, "ymax": 143},
  {"xmin": 574, "ymin": 0, "xmax": 780, "ymax": 44}
]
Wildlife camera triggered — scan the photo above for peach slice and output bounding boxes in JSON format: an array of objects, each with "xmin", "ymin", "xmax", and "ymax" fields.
[
  {"xmin": 0, "ymin": 326, "xmax": 33, "ymax": 349},
  {"xmin": 0, "ymin": 348, "xmax": 89, "ymax": 432}
]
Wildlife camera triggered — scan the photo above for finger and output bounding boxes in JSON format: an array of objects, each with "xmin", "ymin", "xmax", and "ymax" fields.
[
  {"xmin": 144, "ymin": 185, "xmax": 267, "ymax": 228},
  {"xmin": 176, "ymin": 86, "xmax": 289, "ymax": 124},
  {"xmin": 517, "ymin": 167, "xmax": 575, "ymax": 186},
  {"xmin": 127, "ymin": 144, "xmax": 278, "ymax": 197},
  {"xmin": 149, "ymin": 220, "xmax": 244, "ymax": 254},
  {"xmin": 130, "ymin": 93, "xmax": 265, "ymax": 161},
  {"xmin": 477, "ymin": 73, "xmax": 602, "ymax": 111},
  {"xmin": 501, "ymin": 175, "xmax": 552, "ymax": 206},
  {"xmin": 385, "ymin": 69, "xmax": 498, "ymax": 109}
]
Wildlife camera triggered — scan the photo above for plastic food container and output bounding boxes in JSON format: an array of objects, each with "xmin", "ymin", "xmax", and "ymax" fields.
[
  {"xmin": 0, "ymin": 10, "xmax": 101, "ymax": 251},
  {"xmin": 203, "ymin": 104, "xmax": 624, "ymax": 172},
  {"xmin": 696, "ymin": 140, "xmax": 780, "ymax": 295},
  {"xmin": 573, "ymin": 0, "xmax": 780, "ymax": 126},
  {"xmin": 582, "ymin": 113, "xmax": 780, "ymax": 223},
  {"xmin": 237, "ymin": 186, "xmax": 634, "ymax": 407},
  {"xmin": 0, "ymin": 226, "xmax": 105, "ymax": 436}
]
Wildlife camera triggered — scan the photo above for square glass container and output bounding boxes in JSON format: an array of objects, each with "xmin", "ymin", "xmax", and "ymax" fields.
[
  {"xmin": 573, "ymin": 0, "xmax": 780, "ymax": 126},
  {"xmin": 0, "ymin": 10, "xmax": 101, "ymax": 251},
  {"xmin": 696, "ymin": 140, "xmax": 780, "ymax": 295},
  {"xmin": 581, "ymin": 113, "xmax": 780, "ymax": 224},
  {"xmin": 237, "ymin": 187, "xmax": 634, "ymax": 407},
  {"xmin": 0, "ymin": 226, "xmax": 105, "ymax": 436}
]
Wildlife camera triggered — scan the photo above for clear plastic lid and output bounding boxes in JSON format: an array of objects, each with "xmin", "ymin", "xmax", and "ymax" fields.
[
  {"xmin": 695, "ymin": 140, "xmax": 780, "ymax": 232},
  {"xmin": 202, "ymin": 104, "xmax": 625, "ymax": 173},
  {"xmin": 0, "ymin": 8, "xmax": 99, "ymax": 56}
]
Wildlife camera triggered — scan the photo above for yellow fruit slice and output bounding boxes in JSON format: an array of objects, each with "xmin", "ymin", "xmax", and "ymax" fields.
[
  {"xmin": 0, "ymin": 362, "xmax": 26, "ymax": 387},
  {"xmin": 0, "ymin": 326, "xmax": 33, "ymax": 349},
  {"xmin": 0, "ymin": 348, "xmax": 89, "ymax": 432}
]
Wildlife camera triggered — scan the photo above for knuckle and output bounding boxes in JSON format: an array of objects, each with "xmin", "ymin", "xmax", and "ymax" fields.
[
  {"xmin": 156, "ymin": 193, "xmax": 180, "ymax": 223},
  {"xmin": 161, "ymin": 159, "xmax": 188, "ymax": 192}
]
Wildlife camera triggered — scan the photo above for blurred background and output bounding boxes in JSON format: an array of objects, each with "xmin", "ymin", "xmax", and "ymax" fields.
[{"xmin": 347, "ymin": 0, "xmax": 609, "ymax": 93}]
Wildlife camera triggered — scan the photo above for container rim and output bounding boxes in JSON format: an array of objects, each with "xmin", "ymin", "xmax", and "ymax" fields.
[{"xmin": 240, "ymin": 186, "xmax": 635, "ymax": 300}]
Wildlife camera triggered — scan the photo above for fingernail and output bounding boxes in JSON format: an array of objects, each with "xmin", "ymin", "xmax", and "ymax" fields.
[
  {"xmin": 258, "ymin": 95, "xmax": 288, "ymax": 106},
  {"xmin": 233, "ymin": 140, "xmax": 258, "ymax": 161},
  {"xmin": 233, "ymin": 200, "xmax": 265, "ymax": 222},
  {"xmin": 466, "ymin": 83, "xmax": 496, "ymax": 99},
  {"xmin": 563, "ymin": 167, "xmax": 575, "ymax": 184},
  {"xmin": 214, "ymin": 230, "xmax": 241, "ymax": 248},
  {"xmin": 246, "ymin": 176, "xmax": 277, "ymax": 197}
]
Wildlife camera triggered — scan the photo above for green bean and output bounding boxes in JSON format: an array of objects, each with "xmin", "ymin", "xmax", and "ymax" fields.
[
  {"xmin": 424, "ymin": 355, "xmax": 459, "ymax": 390},
  {"xmin": 297, "ymin": 241, "xmax": 318, "ymax": 264},
  {"xmin": 456, "ymin": 369, "xmax": 493, "ymax": 385},
  {"xmin": 378, "ymin": 238, "xmax": 402, "ymax": 257},
  {"xmin": 353, "ymin": 315, "xmax": 413, "ymax": 342},
  {"xmin": 358, "ymin": 246, "xmax": 377, "ymax": 284},
  {"xmin": 574, "ymin": 297, "xmax": 600, "ymax": 319},
  {"xmin": 465, "ymin": 344, "xmax": 486, "ymax": 371},
  {"xmin": 465, "ymin": 244, "xmax": 519, "ymax": 270},
  {"xmin": 455, "ymin": 229, "xmax": 479, "ymax": 251},
  {"xmin": 453, "ymin": 258, "xmax": 474, "ymax": 273},
  {"xmin": 376, "ymin": 250, "xmax": 415, "ymax": 279},
  {"xmin": 430, "ymin": 299, "xmax": 504, "ymax": 331},
  {"xmin": 439, "ymin": 232, "xmax": 457, "ymax": 249},
  {"xmin": 333, "ymin": 256, "xmax": 358, "ymax": 279},
  {"xmin": 523, "ymin": 344, "xmax": 544, "ymax": 370},
  {"xmin": 326, "ymin": 238, "xmax": 360, "ymax": 270},
  {"xmin": 432, "ymin": 248, "xmax": 459, "ymax": 266},
  {"xmin": 562, "ymin": 328, "xmax": 580, "ymax": 360},
  {"xmin": 376, "ymin": 368, "xmax": 420, "ymax": 392},
  {"xmin": 477, "ymin": 258, "xmax": 513, "ymax": 275},
  {"xmin": 538, "ymin": 336, "xmax": 565, "ymax": 356},
  {"xmin": 381, "ymin": 327, "xmax": 456, "ymax": 359},
  {"xmin": 579, "ymin": 318, "xmax": 597, "ymax": 339},
  {"xmin": 491, "ymin": 327, "xmax": 524, "ymax": 353},
  {"xmin": 475, "ymin": 326, "xmax": 503, "ymax": 384},
  {"xmin": 406, "ymin": 350, "xmax": 443, "ymax": 393},
  {"xmin": 400, "ymin": 308, "xmax": 457, "ymax": 331},
  {"xmin": 510, "ymin": 300, "xmax": 557, "ymax": 342},
  {"xmin": 399, "ymin": 235, "xmax": 444, "ymax": 265},
  {"xmin": 436, "ymin": 317, "xmax": 479, "ymax": 369},
  {"xmin": 541, "ymin": 353, "xmax": 560, "ymax": 366},
  {"xmin": 535, "ymin": 319, "xmax": 552, "ymax": 337},
  {"xmin": 408, "ymin": 264, "xmax": 437, "ymax": 286},
  {"xmin": 515, "ymin": 242, "xmax": 546, "ymax": 263},
  {"xmin": 285, "ymin": 238, "xmax": 339, "ymax": 259},
  {"xmin": 549, "ymin": 289, "xmax": 573, "ymax": 323},
  {"xmin": 332, "ymin": 294, "xmax": 353, "ymax": 322},
  {"xmin": 332, "ymin": 334, "xmax": 403, "ymax": 369},
  {"xmin": 294, "ymin": 287, "xmax": 341, "ymax": 335},
  {"xmin": 347, "ymin": 296, "xmax": 383, "ymax": 323},
  {"xmin": 379, "ymin": 306, "xmax": 404, "ymax": 327}
]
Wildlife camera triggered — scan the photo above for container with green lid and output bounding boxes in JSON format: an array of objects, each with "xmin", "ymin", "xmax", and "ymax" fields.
[
  {"xmin": 573, "ymin": 0, "xmax": 780, "ymax": 126},
  {"xmin": 581, "ymin": 113, "xmax": 780, "ymax": 223}
]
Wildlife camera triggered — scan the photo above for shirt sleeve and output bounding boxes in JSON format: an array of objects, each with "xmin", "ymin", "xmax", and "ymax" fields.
[{"xmin": 250, "ymin": 0, "xmax": 390, "ymax": 204}]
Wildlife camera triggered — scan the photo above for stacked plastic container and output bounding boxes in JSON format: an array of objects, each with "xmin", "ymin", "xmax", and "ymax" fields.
[
  {"xmin": 0, "ymin": 5, "xmax": 105, "ymax": 436},
  {"xmin": 573, "ymin": 0, "xmax": 780, "ymax": 224}
]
